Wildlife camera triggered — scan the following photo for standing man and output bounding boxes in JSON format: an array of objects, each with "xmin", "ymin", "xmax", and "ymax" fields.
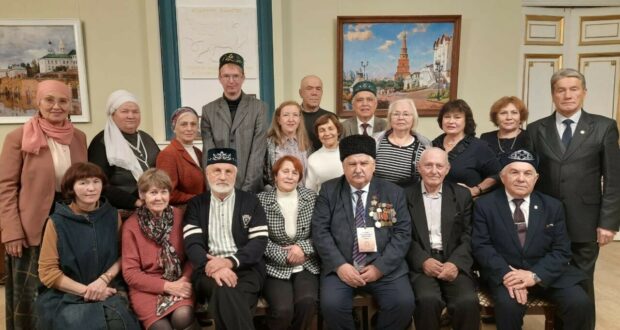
[
  {"xmin": 405, "ymin": 147, "xmax": 479, "ymax": 330},
  {"xmin": 299, "ymin": 75, "xmax": 333, "ymax": 151},
  {"xmin": 527, "ymin": 68, "xmax": 620, "ymax": 314},
  {"xmin": 183, "ymin": 148, "xmax": 268, "ymax": 329},
  {"xmin": 472, "ymin": 149, "xmax": 594, "ymax": 330},
  {"xmin": 342, "ymin": 81, "xmax": 388, "ymax": 137},
  {"xmin": 202, "ymin": 52, "xmax": 268, "ymax": 193},
  {"xmin": 312, "ymin": 134, "xmax": 415, "ymax": 329}
]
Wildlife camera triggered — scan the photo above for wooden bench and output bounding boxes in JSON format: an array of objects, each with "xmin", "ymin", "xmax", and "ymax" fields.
[{"xmin": 478, "ymin": 289, "xmax": 555, "ymax": 330}]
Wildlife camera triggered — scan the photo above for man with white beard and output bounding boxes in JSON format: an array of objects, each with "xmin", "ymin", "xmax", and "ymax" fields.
[{"xmin": 183, "ymin": 148, "xmax": 268, "ymax": 329}]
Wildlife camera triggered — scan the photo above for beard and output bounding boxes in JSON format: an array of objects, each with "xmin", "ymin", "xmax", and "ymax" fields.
[{"xmin": 209, "ymin": 182, "xmax": 234, "ymax": 195}]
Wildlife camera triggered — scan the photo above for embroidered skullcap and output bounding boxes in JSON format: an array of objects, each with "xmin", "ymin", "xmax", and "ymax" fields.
[
  {"xmin": 339, "ymin": 134, "xmax": 376, "ymax": 161},
  {"xmin": 352, "ymin": 80, "xmax": 377, "ymax": 97},
  {"xmin": 219, "ymin": 52, "xmax": 244, "ymax": 70},
  {"xmin": 105, "ymin": 89, "xmax": 139, "ymax": 115},
  {"xmin": 170, "ymin": 106, "xmax": 198, "ymax": 131},
  {"xmin": 36, "ymin": 80, "xmax": 71, "ymax": 105},
  {"xmin": 501, "ymin": 149, "xmax": 538, "ymax": 170},
  {"xmin": 207, "ymin": 148, "xmax": 237, "ymax": 166}
]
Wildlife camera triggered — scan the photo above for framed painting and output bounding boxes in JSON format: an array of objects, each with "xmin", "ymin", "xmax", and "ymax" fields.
[
  {"xmin": 0, "ymin": 19, "xmax": 90, "ymax": 124},
  {"xmin": 337, "ymin": 15, "xmax": 461, "ymax": 117}
]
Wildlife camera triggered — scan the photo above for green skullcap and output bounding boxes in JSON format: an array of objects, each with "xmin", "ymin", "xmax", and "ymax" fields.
[{"xmin": 352, "ymin": 80, "xmax": 377, "ymax": 97}]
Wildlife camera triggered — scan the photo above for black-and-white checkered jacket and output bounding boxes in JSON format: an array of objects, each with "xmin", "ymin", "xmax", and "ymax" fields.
[{"xmin": 257, "ymin": 186, "xmax": 320, "ymax": 279}]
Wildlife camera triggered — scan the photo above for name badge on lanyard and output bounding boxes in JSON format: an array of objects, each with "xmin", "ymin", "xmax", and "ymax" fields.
[{"xmin": 357, "ymin": 227, "xmax": 377, "ymax": 252}]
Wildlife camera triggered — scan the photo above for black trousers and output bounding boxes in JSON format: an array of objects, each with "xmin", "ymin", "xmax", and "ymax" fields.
[
  {"xmin": 570, "ymin": 241, "xmax": 599, "ymax": 330},
  {"xmin": 491, "ymin": 283, "xmax": 594, "ymax": 330},
  {"xmin": 263, "ymin": 270, "xmax": 319, "ymax": 330},
  {"xmin": 411, "ymin": 272, "xmax": 479, "ymax": 330},
  {"xmin": 194, "ymin": 268, "xmax": 262, "ymax": 330}
]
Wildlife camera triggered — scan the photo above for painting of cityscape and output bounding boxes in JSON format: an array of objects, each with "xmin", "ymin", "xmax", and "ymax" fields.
[
  {"xmin": 337, "ymin": 16, "xmax": 461, "ymax": 117},
  {"xmin": 0, "ymin": 19, "xmax": 89, "ymax": 124}
]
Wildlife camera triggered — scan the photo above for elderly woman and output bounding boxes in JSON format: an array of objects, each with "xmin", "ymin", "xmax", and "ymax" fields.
[
  {"xmin": 0, "ymin": 80, "xmax": 87, "ymax": 329},
  {"xmin": 305, "ymin": 113, "xmax": 344, "ymax": 192},
  {"xmin": 431, "ymin": 99, "xmax": 501, "ymax": 197},
  {"xmin": 122, "ymin": 169, "xmax": 195, "ymax": 330},
  {"xmin": 156, "ymin": 107, "xmax": 204, "ymax": 207},
  {"xmin": 257, "ymin": 155, "xmax": 319, "ymax": 330},
  {"xmin": 374, "ymin": 98, "xmax": 431, "ymax": 187},
  {"xmin": 480, "ymin": 96, "xmax": 530, "ymax": 157},
  {"xmin": 88, "ymin": 89, "xmax": 160, "ymax": 212},
  {"xmin": 264, "ymin": 100, "xmax": 311, "ymax": 188},
  {"xmin": 37, "ymin": 162, "xmax": 139, "ymax": 329}
]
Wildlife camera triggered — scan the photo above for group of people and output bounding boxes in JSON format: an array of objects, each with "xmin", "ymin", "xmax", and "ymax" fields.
[{"xmin": 0, "ymin": 50, "xmax": 617, "ymax": 330}]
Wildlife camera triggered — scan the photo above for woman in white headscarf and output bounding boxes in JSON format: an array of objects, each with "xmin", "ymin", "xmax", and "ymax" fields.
[{"xmin": 88, "ymin": 89, "xmax": 160, "ymax": 214}]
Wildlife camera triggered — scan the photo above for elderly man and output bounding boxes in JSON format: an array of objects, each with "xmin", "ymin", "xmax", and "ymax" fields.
[
  {"xmin": 472, "ymin": 149, "xmax": 593, "ymax": 330},
  {"xmin": 405, "ymin": 147, "xmax": 479, "ymax": 330},
  {"xmin": 527, "ymin": 69, "xmax": 620, "ymax": 319},
  {"xmin": 312, "ymin": 134, "xmax": 415, "ymax": 329},
  {"xmin": 201, "ymin": 52, "xmax": 268, "ymax": 193},
  {"xmin": 342, "ymin": 81, "xmax": 387, "ymax": 137},
  {"xmin": 183, "ymin": 148, "xmax": 268, "ymax": 329},
  {"xmin": 299, "ymin": 75, "xmax": 333, "ymax": 151}
]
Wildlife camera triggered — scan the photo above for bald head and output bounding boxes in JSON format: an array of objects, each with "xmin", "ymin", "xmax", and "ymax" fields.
[
  {"xmin": 417, "ymin": 147, "xmax": 450, "ymax": 192},
  {"xmin": 299, "ymin": 75, "xmax": 323, "ymax": 111}
]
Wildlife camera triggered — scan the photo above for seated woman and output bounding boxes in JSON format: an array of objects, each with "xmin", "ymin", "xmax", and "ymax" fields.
[
  {"xmin": 122, "ymin": 169, "xmax": 195, "ymax": 330},
  {"xmin": 374, "ymin": 98, "xmax": 431, "ymax": 187},
  {"xmin": 156, "ymin": 107, "xmax": 204, "ymax": 207},
  {"xmin": 305, "ymin": 113, "xmax": 344, "ymax": 192},
  {"xmin": 37, "ymin": 162, "xmax": 139, "ymax": 330},
  {"xmin": 88, "ymin": 89, "xmax": 160, "ymax": 214},
  {"xmin": 431, "ymin": 99, "xmax": 501, "ymax": 197},
  {"xmin": 264, "ymin": 101, "xmax": 311, "ymax": 189},
  {"xmin": 480, "ymin": 96, "xmax": 529, "ymax": 158},
  {"xmin": 257, "ymin": 156, "xmax": 320, "ymax": 330}
]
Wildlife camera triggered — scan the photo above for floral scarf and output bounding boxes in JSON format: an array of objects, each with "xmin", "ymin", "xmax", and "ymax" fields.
[{"xmin": 137, "ymin": 206, "xmax": 182, "ymax": 316}]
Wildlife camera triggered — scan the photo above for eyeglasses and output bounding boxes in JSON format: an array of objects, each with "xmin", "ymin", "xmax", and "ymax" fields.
[
  {"xmin": 391, "ymin": 112, "xmax": 413, "ymax": 118},
  {"xmin": 221, "ymin": 74, "xmax": 243, "ymax": 82},
  {"xmin": 42, "ymin": 96, "xmax": 70, "ymax": 108}
]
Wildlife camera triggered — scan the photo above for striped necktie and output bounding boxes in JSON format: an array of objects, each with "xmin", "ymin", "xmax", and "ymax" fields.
[{"xmin": 352, "ymin": 190, "xmax": 367, "ymax": 268}]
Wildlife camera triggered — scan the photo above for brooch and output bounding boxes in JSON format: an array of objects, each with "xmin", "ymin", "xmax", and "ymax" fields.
[
  {"xmin": 368, "ymin": 195, "xmax": 397, "ymax": 228},
  {"xmin": 242, "ymin": 214, "xmax": 251, "ymax": 228}
]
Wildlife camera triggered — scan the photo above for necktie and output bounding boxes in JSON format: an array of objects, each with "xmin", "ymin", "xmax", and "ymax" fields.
[
  {"xmin": 352, "ymin": 190, "xmax": 366, "ymax": 268},
  {"xmin": 513, "ymin": 198, "xmax": 526, "ymax": 246},
  {"xmin": 561, "ymin": 119, "xmax": 574, "ymax": 148},
  {"xmin": 361, "ymin": 123, "xmax": 370, "ymax": 136}
]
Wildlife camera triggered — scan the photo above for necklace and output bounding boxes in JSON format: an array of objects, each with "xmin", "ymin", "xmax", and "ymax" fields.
[
  {"xmin": 126, "ymin": 132, "xmax": 149, "ymax": 168},
  {"xmin": 497, "ymin": 131, "xmax": 518, "ymax": 153}
]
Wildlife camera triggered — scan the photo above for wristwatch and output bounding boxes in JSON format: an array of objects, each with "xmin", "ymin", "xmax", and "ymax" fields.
[{"xmin": 532, "ymin": 272, "xmax": 542, "ymax": 284}]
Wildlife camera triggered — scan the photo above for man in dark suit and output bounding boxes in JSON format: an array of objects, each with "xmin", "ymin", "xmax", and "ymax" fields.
[
  {"xmin": 405, "ymin": 147, "xmax": 479, "ymax": 330},
  {"xmin": 527, "ymin": 68, "xmax": 620, "ymax": 313},
  {"xmin": 183, "ymin": 148, "xmax": 268, "ymax": 329},
  {"xmin": 201, "ymin": 52, "xmax": 268, "ymax": 193},
  {"xmin": 312, "ymin": 134, "xmax": 415, "ymax": 329},
  {"xmin": 299, "ymin": 75, "xmax": 334, "ymax": 151},
  {"xmin": 472, "ymin": 149, "xmax": 594, "ymax": 330},
  {"xmin": 342, "ymin": 81, "xmax": 388, "ymax": 137}
]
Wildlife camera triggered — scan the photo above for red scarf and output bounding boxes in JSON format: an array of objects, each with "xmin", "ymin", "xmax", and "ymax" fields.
[{"xmin": 21, "ymin": 115, "xmax": 74, "ymax": 154}]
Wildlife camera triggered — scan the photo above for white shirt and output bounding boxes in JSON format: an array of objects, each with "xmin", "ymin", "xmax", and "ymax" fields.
[
  {"xmin": 356, "ymin": 116, "xmax": 376, "ymax": 135},
  {"xmin": 47, "ymin": 137, "xmax": 72, "ymax": 192},
  {"xmin": 505, "ymin": 191, "xmax": 531, "ymax": 226},
  {"xmin": 183, "ymin": 143, "xmax": 200, "ymax": 166},
  {"xmin": 305, "ymin": 146, "xmax": 343, "ymax": 192},
  {"xmin": 421, "ymin": 182, "xmax": 443, "ymax": 250},
  {"xmin": 555, "ymin": 110, "xmax": 582, "ymax": 139},
  {"xmin": 277, "ymin": 188, "xmax": 303, "ymax": 273},
  {"xmin": 350, "ymin": 183, "xmax": 371, "ymax": 224},
  {"xmin": 208, "ymin": 191, "xmax": 238, "ymax": 258}
]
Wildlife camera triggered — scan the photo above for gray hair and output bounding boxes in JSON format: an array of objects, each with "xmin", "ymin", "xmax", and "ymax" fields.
[
  {"xmin": 386, "ymin": 98, "xmax": 419, "ymax": 132},
  {"xmin": 550, "ymin": 68, "xmax": 586, "ymax": 91}
]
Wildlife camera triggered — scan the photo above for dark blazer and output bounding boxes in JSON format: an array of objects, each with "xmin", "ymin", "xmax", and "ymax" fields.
[
  {"xmin": 472, "ymin": 189, "xmax": 586, "ymax": 289},
  {"xmin": 156, "ymin": 139, "xmax": 205, "ymax": 205},
  {"xmin": 527, "ymin": 110, "xmax": 620, "ymax": 242},
  {"xmin": 201, "ymin": 92, "xmax": 268, "ymax": 193},
  {"xmin": 312, "ymin": 176, "xmax": 411, "ymax": 280},
  {"xmin": 405, "ymin": 181, "xmax": 473, "ymax": 282},
  {"xmin": 257, "ymin": 187, "xmax": 320, "ymax": 279},
  {"xmin": 342, "ymin": 116, "xmax": 388, "ymax": 137},
  {"xmin": 182, "ymin": 189, "xmax": 268, "ymax": 280}
]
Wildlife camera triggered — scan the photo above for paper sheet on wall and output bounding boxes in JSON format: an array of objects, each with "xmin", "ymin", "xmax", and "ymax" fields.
[{"xmin": 177, "ymin": 6, "xmax": 258, "ymax": 79}]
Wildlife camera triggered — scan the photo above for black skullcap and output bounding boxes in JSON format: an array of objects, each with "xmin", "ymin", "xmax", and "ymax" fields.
[
  {"xmin": 207, "ymin": 148, "xmax": 237, "ymax": 166},
  {"xmin": 352, "ymin": 80, "xmax": 377, "ymax": 98},
  {"xmin": 501, "ymin": 149, "xmax": 537, "ymax": 170},
  {"xmin": 339, "ymin": 135, "xmax": 376, "ymax": 161},
  {"xmin": 219, "ymin": 52, "xmax": 244, "ymax": 70}
]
